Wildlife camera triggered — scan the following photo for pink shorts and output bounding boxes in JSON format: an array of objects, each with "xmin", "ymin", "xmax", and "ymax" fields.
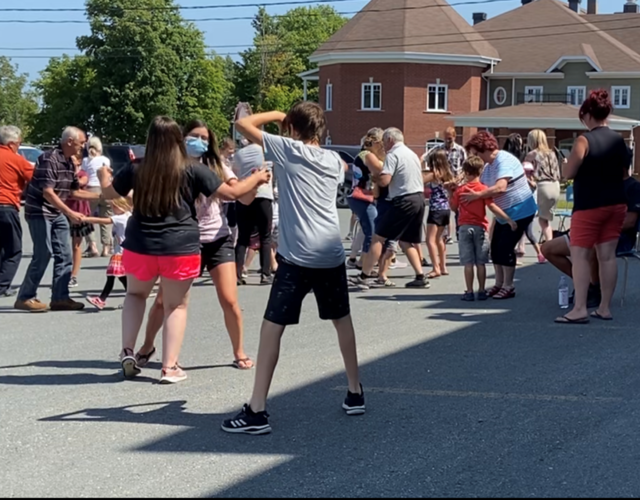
[
  {"xmin": 570, "ymin": 205, "xmax": 626, "ymax": 249},
  {"xmin": 122, "ymin": 250, "xmax": 201, "ymax": 282}
]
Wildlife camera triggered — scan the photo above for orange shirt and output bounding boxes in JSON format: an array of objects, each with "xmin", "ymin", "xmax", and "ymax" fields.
[
  {"xmin": 0, "ymin": 145, "xmax": 35, "ymax": 209},
  {"xmin": 451, "ymin": 181, "xmax": 494, "ymax": 232}
]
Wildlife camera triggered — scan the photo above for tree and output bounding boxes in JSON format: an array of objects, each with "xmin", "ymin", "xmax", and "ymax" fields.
[
  {"xmin": 30, "ymin": 56, "xmax": 96, "ymax": 144},
  {"xmin": 0, "ymin": 57, "xmax": 38, "ymax": 139},
  {"xmin": 234, "ymin": 5, "xmax": 347, "ymax": 112},
  {"xmin": 32, "ymin": 0, "xmax": 233, "ymax": 144}
]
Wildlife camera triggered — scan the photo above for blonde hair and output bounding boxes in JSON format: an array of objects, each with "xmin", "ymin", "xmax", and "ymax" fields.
[
  {"xmin": 528, "ymin": 129, "xmax": 550, "ymax": 154},
  {"xmin": 363, "ymin": 127, "xmax": 384, "ymax": 150},
  {"xmin": 88, "ymin": 136, "xmax": 103, "ymax": 157},
  {"xmin": 111, "ymin": 197, "xmax": 132, "ymax": 213}
]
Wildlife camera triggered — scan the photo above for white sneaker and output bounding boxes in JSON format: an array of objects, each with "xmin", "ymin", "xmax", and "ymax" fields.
[
  {"xmin": 389, "ymin": 260, "xmax": 408, "ymax": 270},
  {"xmin": 159, "ymin": 366, "xmax": 188, "ymax": 384}
]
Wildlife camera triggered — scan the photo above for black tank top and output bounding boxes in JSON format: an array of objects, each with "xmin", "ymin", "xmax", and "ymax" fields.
[
  {"xmin": 573, "ymin": 126, "xmax": 629, "ymax": 212},
  {"xmin": 351, "ymin": 152, "xmax": 372, "ymax": 193}
]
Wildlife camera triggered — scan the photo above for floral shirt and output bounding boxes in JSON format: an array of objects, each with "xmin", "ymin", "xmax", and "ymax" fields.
[
  {"xmin": 531, "ymin": 150, "xmax": 561, "ymax": 183},
  {"xmin": 428, "ymin": 182, "xmax": 450, "ymax": 211}
]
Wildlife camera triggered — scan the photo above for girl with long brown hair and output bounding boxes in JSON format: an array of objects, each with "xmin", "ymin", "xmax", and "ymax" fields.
[
  {"xmin": 98, "ymin": 116, "xmax": 270, "ymax": 383},
  {"xmin": 423, "ymin": 150, "xmax": 454, "ymax": 278}
]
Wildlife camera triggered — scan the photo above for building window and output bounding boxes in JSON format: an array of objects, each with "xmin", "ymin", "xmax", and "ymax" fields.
[
  {"xmin": 427, "ymin": 83, "xmax": 448, "ymax": 112},
  {"xmin": 361, "ymin": 82, "xmax": 381, "ymax": 111},
  {"xmin": 326, "ymin": 83, "xmax": 333, "ymax": 111},
  {"xmin": 612, "ymin": 86, "xmax": 631, "ymax": 109},
  {"xmin": 567, "ymin": 86, "xmax": 586, "ymax": 106},
  {"xmin": 524, "ymin": 86, "xmax": 544, "ymax": 103},
  {"xmin": 493, "ymin": 87, "xmax": 507, "ymax": 106}
]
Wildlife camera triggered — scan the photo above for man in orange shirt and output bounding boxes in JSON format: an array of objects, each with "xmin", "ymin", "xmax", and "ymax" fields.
[{"xmin": 0, "ymin": 125, "xmax": 35, "ymax": 297}]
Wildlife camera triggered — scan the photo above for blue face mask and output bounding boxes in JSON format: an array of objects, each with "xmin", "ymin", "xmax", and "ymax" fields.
[{"xmin": 185, "ymin": 137, "xmax": 209, "ymax": 158}]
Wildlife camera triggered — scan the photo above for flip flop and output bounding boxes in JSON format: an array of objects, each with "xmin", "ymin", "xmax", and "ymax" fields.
[
  {"xmin": 555, "ymin": 315, "xmax": 590, "ymax": 325},
  {"xmin": 590, "ymin": 311, "xmax": 613, "ymax": 321},
  {"xmin": 232, "ymin": 358, "xmax": 254, "ymax": 370}
]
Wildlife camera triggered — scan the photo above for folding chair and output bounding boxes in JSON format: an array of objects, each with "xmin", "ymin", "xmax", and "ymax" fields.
[{"xmin": 554, "ymin": 184, "xmax": 574, "ymax": 232}]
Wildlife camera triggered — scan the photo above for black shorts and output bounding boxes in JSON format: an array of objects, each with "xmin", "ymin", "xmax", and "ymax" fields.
[
  {"xmin": 201, "ymin": 235, "xmax": 235, "ymax": 272},
  {"xmin": 375, "ymin": 193, "xmax": 425, "ymax": 244},
  {"xmin": 264, "ymin": 255, "xmax": 351, "ymax": 326},
  {"xmin": 426, "ymin": 209, "xmax": 451, "ymax": 227}
]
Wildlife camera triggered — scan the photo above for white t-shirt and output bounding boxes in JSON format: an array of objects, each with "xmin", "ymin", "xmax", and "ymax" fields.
[
  {"xmin": 111, "ymin": 212, "xmax": 131, "ymax": 255},
  {"xmin": 197, "ymin": 165, "xmax": 237, "ymax": 243},
  {"xmin": 82, "ymin": 155, "xmax": 111, "ymax": 187},
  {"xmin": 233, "ymin": 144, "xmax": 274, "ymax": 200},
  {"xmin": 382, "ymin": 143, "xmax": 424, "ymax": 200}
]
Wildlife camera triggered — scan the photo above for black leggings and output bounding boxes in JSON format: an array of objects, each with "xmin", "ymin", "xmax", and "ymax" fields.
[
  {"xmin": 100, "ymin": 276, "xmax": 127, "ymax": 301},
  {"xmin": 235, "ymin": 198, "xmax": 273, "ymax": 279},
  {"xmin": 491, "ymin": 214, "xmax": 535, "ymax": 267}
]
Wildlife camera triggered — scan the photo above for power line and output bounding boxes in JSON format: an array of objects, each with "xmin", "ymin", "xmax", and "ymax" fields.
[
  {"xmin": 0, "ymin": 0, "xmax": 517, "ymax": 23},
  {"xmin": 0, "ymin": 0, "xmax": 357, "ymax": 12},
  {"xmin": 5, "ymin": 20, "xmax": 640, "ymax": 60},
  {"xmin": 1, "ymin": 15, "xmax": 637, "ymax": 53}
]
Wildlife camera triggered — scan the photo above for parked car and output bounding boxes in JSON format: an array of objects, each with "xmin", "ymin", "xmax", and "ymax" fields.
[
  {"xmin": 18, "ymin": 145, "xmax": 43, "ymax": 166},
  {"xmin": 322, "ymin": 145, "xmax": 361, "ymax": 208},
  {"xmin": 103, "ymin": 144, "xmax": 146, "ymax": 174}
]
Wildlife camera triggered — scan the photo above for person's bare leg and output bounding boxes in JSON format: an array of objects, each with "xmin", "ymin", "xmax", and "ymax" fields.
[
  {"xmin": 400, "ymin": 242, "xmax": 423, "ymax": 276},
  {"xmin": 248, "ymin": 320, "xmax": 286, "ymax": 412},
  {"xmin": 503, "ymin": 266, "xmax": 517, "ymax": 288},
  {"xmin": 493, "ymin": 264, "xmax": 504, "ymax": 289},
  {"xmin": 426, "ymin": 224, "xmax": 440, "ymax": 276},
  {"xmin": 541, "ymin": 239, "xmax": 572, "ymax": 277},
  {"xmin": 539, "ymin": 218, "xmax": 553, "ymax": 244},
  {"xmin": 378, "ymin": 248, "xmax": 394, "ymax": 280},
  {"xmin": 594, "ymin": 240, "xmax": 618, "ymax": 319},
  {"xmin": 160, "ymin": 277, "xmax": 194, "ymax": 370},
  {"xmin": 363, "ymin": 236, "xmax": 385, "ymax": 276},
  {"xmin": 563, "ymin": 246, "xmax": 592, "ymax": 320},
  {"xmin": 436, "ymin": 226, "xmax": 448, "ymax": 274},
  {"xmin": 477, "ymin": 264, "xmax": 487, "ymax": 291},
  {"xmin": 139, "ymin": 287, "xmax": 163, "ymax": 355},
  {"xmin": 71, "ymin": 236, "xmax": 83, "ymax": 279},
  {"xmin": 245, "ymin": 248, "xmax": 256, "ymax": 271},
  {"xmin": 333, "ymin": 315, "xmax": 361, "ymax": 394},
  {"xmin": 270, "ymin": 248, "xmax": 278, "ymax": 273},
  {"xmin": 588, "ymin": 249, "xmax": 600, "ymax": 285},
  {"xmin": 121, "ymin": 275, "xmax": 156, "ymax": 354},
  {"xmin": 464, "ymin": 265, "xmax": 474, "ymax": 292},
  {"xmin": 211, "ymin": 262, "xmax": 251, "ymax": 366}
]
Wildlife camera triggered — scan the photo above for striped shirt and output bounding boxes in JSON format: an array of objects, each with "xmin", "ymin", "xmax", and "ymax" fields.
[
  {"xmin": 481, "ymin": 151, "xmax": 536, "ymax": 220},
  {"xmin": 25, "ymin": 148, "xmax": 79, "ymax": 219}
]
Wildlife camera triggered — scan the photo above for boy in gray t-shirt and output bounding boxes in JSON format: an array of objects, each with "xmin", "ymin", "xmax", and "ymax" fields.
[{"xmin": 221, "ymin": 102, "xmax": 365, "ymax": 436}]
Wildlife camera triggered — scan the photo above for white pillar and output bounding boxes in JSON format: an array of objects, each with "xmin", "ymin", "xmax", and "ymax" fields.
[{"xmin": 303, "ymin": 79, "xmax": 308, "ymax": 101}]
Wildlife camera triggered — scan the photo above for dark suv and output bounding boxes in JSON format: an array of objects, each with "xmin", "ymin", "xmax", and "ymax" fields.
[
  {"xmin": 103, "ymin": 144, "xmax": 146, "ymax": 174},
  {"xmin": 322, "ymin": 145, "xmax": 361, "ymax": 208}
]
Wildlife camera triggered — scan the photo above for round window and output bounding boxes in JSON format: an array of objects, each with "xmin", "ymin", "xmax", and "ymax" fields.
[{"xmin": 494, "ymin": 87, "xmax": 507, "ymax": 106}]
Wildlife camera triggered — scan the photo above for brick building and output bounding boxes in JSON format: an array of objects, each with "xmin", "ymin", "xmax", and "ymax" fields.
[{"xmin": 302, "ymin": 0, "xmax": 640, "ymax": 170}]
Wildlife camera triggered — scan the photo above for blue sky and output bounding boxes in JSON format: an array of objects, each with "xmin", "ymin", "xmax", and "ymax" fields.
[{"xmin": 0, "ymin": 0, "xmax": 619, "ymax": 82}]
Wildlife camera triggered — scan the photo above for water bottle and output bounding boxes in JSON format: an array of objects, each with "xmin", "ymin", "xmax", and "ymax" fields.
[{"xmin": 558, "ymin": 276, "xmax": 569, "ymax": 309}]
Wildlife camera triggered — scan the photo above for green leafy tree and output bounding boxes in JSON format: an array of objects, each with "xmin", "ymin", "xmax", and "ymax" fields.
[
  {"xmin": 234, "ymin": 5, "xmax": 347, "ymax": 112},
  {"xmin": 30, "ymin": 56, "xmax": 96, "ymax": 144},
  {"xmin": 0, "ymin": 57, "xmax": 38, "ymax": 139}
]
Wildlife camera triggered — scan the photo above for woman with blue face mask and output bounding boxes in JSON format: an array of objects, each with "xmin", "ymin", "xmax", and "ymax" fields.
[{"xmin": 138, "ymin": 119, "xmax": 269, "ymax": 372}]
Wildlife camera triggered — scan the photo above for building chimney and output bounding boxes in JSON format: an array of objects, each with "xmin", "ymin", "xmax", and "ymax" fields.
[
  {"xmin": 587, "ymin": 0, "xmax": 597, "ymax": 14},
  {"xmin": 472, "ymin": 12, "xmax": 487, "ymax": 24},
  {"xmin": 624, "ymin": 1, "xmax": 639, "ymax": 14},
  {"xmin": 521, "ymin": 0, "xmax": 534, "ymax": 5},
  {"xmin": 568, "ymin": 0, "xmax": 581, "ymax": 12}
]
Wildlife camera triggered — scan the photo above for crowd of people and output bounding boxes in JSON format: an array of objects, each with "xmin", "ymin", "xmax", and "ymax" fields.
[{"xmin": 0, "ymin": 88, "xmax": 637, "ymax": 435}]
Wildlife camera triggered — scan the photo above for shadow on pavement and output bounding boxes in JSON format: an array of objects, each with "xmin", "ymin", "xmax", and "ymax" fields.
[{"xmin": 25, "ymin": 263, "xmax": 640, "ymax": 496}]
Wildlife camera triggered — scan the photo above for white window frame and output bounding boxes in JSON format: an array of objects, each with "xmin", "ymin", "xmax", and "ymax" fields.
[
  {"xmin": 612, "ymin": 86, "xmax": 631, "ymax": 109},
  {"xmin": 325, "ymin": 83, "xmax": 333, "ymax": 111},
  {"xmin": 427, "ymin": 83, "xmax": 448, "ymax": 112},
  {"xmin": 567, "ymin": 86, "xmax": 586, "ymax": 106},
  {"xmin": 493, "ymin": 86, "xmax": 507, "ymax": 106},
  {"xmin": 524, "ymin": 86, "xmax": 544, "ymax": 103},
  {"xmin": 361, "ymin": 82, "xmax": 382, "ymax": 111}
]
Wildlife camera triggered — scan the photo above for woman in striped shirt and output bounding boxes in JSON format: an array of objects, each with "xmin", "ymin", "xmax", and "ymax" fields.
[{"xmin": 461, "ymin": 132, "xmax": 538, "ymax": 300}]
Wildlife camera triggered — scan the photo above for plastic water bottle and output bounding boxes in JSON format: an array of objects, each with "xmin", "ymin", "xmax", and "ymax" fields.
[{"xmin": 558, "ymin": 276, "xmax": 569, "ymax": 309}]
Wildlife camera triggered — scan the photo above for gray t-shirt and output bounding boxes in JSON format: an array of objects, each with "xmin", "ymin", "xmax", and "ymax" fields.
[
  {"xmin": 382, "ymin": 143, "xmax": 424, "ymax": 200},
  {"xmin": 263, "ymin": 133, "xmax": 345, "ymax": 268},
  {"xmin": 233, "ymin": 143, "xmax": 274, "ymax": 200}
]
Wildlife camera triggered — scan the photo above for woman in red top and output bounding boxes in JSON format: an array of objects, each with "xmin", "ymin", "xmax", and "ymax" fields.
[{"xmin": 556, "ymin": 90, "xmax": 630, "ymax": 324}]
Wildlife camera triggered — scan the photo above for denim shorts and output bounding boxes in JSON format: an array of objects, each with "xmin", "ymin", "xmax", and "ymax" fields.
[{"xmin": 458, "ymin": 225, "xmax": 490, "ymax": 266}]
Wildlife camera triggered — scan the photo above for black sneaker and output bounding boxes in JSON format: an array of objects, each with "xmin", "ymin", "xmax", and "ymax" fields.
[
  {"xmin": 260, "ymin": 275, "xmax": 274, "ymax": 286},
  {"xmin": 237, "ymin": 278, "xmax": 247, "ymax": 286},
  {"xmin": 461, "ymin": 291, "xmax": 475, "ymax": 301},
  {"xmin": 0, "ymin": 288, "xmax": 17, "ymax": 298},
  {"xmin": 342, "ymin": 385, "xmax": 366, "ymax": 416},
  {"xmin": 221, "ymin": 404, "xmax": 272, "ymax": 435},
  {"xmin": 405, "ymin": 277, "xmax": 430, "ymax": 289},
  {"xmin": 421, "ymin": 258, "xmax": 429, "ymax": 268}
]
